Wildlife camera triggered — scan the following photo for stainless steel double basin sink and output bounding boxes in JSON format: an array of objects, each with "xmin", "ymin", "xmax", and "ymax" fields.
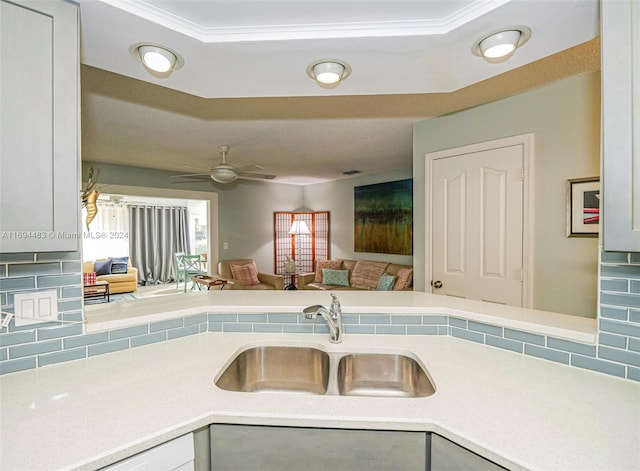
[{"xmin": 215, "ymin": 345, "xmax": 435, "ymax": 398}]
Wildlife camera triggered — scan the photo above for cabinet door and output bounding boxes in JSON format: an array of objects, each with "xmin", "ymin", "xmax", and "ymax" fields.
[
  {"xmin": 0, "ymin": 0, "xmax": 80, "ymax": 252},
  {"xmin": 601, "ymin": 0, "xmax": 640, "ymax": 251},
  {"xmin": 430, "ymin": 434, "xmax": 506, "ymax": 471},
  {"xmin": 210, "ymin": 424, "xmax": 426, "ymax": 471},
  {"xmin": 101, "ymin": 433, "xmax": 194, "ymax": 471}
]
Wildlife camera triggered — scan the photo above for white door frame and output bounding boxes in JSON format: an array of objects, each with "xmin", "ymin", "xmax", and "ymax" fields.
[{"xmin": 424, "ymin": 133, "xmax": 535, "ymax": 308}]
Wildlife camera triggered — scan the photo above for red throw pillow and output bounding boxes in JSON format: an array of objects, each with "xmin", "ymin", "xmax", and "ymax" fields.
[
  {"xmin": 393, "ymin": 268, "xmax": 414, "ymax": 290},
  {"xmin": 230, "ymin": 262, "xmax": 260, "ymax": 285}
]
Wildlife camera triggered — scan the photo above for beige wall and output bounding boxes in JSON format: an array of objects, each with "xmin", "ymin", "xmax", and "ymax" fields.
[{"xmin": 412, "ymin": 72, "xmax": 601, "ymax": 318}]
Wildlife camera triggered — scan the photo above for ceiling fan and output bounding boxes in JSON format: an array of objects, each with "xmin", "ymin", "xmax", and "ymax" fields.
[{"xmin": 172, "ymin": 145, "xmax": 276, "ymax": 184}]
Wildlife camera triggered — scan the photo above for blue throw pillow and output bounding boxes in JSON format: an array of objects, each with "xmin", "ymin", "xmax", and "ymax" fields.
[
  {"xmin": 109, "ymin": 256, "xmax": 129, "ymax": 274},
  {"xmin": 322, "ymin": 269, "xmax": 349, "ymax": 287},
  {"xmin": 376, "ymin": 273, "xmax": 397, "ymax": 291},
  {"xmin": 95, "ymin": 259, "xmax": 112, "ymax": 276}
]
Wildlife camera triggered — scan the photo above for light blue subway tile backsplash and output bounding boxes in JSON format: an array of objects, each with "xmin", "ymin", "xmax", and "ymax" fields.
[
  {"xmin": 167, "ymin": 324, "xmax": 200, "ymax": 340},
  {"xmin": 547, "ymin": 337, "xmax": 596, "ymax": 357},
  {"xmin": 571, "ymin": 354, "xmax": 626, "ymax": 378},
  {"xmin": 485, "ymin": 335, "xmax": 523, "ymax": 354},
  {"xmin": 39, "ymin": 347, "xmax": 87, "ymax": 368},
  {"xmin": 525, "ymin": 344, "xmax": 570, "ymax": 364},
  {"xmin": 375, "ymin": 325, "xmax": 406, "ymax": 335},
  {"xmin": 1, "ymin": 251, "xmax": 640, "ymax": 383}
]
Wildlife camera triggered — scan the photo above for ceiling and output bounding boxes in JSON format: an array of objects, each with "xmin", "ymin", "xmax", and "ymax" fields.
[{"xmin": 78, "ymin": 0, "xmax": 601, "ymax": 186}]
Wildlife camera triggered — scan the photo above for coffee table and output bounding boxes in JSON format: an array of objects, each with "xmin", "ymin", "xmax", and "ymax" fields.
[
  {"xmin": 191, "ymin": 276, "xmax": 228, "ymax": 290},
  {"xmin": 84, "ymin": 280, "xmax": 110, "ymax": 303}
]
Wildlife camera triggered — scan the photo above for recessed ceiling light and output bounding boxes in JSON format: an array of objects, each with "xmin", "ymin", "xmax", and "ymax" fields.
[
  {"xmin": 129, "ymin": 42, "xmax": 184, "ymax": 76},
  {"xmin": 472, "ymin": 26, "xmax": 531, "ymax": 61},
  {"xmin": 307, "ymin": 59, "xmax": 352, "ymax": 87}
]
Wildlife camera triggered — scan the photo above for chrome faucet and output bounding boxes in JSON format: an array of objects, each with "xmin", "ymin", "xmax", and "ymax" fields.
[{"xmin": 303, "ymin": 293, "xmax": 342, "ymax": 343}]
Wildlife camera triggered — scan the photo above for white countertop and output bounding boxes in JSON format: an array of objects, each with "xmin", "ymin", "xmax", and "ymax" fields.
[
  {"xmin": 84, "ymin": 290, "xmax": 598, "ymax": 344},
  {"xmin": 1, "ymin": 331, "xmax": 639, "ymax": 470}
]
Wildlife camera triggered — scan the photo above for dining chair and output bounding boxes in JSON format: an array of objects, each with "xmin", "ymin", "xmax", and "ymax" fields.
[{"xmin": 177, "ymin": 254, "xmax": 206, "ymax": 292}]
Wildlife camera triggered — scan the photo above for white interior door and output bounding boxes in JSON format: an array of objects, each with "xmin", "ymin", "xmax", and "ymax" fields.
[{"xmin": 430, "ymin": 142, "xmax": 525, "ymax": 306}]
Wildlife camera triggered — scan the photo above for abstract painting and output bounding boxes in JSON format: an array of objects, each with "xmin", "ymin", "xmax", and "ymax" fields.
[{"xmin": 354, "ymin": 179, "xmax": 413, "ymax": 254}]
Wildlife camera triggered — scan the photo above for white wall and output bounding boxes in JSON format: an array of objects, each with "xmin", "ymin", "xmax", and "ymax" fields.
[
  {"xmin": 303, "ymin": 168, "xmax": 413, "ymax": 266},
  {"xmin": 412, "ymin": 72, "xmax": 601, "ymax": 318}
]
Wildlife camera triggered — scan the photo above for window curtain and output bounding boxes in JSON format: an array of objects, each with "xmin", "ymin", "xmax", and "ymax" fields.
[{"xmin": 129, "ymin": 205, "xmax": 191, "ymax": 285}]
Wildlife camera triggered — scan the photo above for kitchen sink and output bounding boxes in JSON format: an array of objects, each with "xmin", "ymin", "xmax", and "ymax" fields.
[
  {"xmin": 215, "ymin": 346, "xmax": 330, "ymax": 394},
  {"xmin": 215, "ymin": 345, "xmax": 435, "ymax": 398},
  {"xmin": 337, "ymin": 353, "xmax": 435, "ymax": 398}
]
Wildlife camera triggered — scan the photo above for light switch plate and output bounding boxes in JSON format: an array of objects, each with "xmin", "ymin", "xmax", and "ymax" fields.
[{"xmin": 14, "ymin": 290, "xmax": 59, "ymax": 326}]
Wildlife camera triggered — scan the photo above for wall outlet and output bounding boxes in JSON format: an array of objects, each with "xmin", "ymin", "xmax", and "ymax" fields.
[
  {"xmin": 14, "ymin": 290, "xmax": 59, "ymax": 326},
  {"xmin": 223, "ymin": 242, "xmax": 228, "ymax": 250}
]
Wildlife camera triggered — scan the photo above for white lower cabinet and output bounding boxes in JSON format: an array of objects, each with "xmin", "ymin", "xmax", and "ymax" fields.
[
  {"xmin": 209, "ymin": 425, "xmax": 426, "ymax": 471},
  {"xmin": 101, "ymin": 433, "xmax": 194, "ymax": 471},
  {"xmin": 429, "ymin": 434, "xmax": 506, "ymax": 471}
]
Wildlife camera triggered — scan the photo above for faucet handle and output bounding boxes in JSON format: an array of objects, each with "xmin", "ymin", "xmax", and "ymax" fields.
[{"xmin": 330, "ymin": 293, "xmax": 341, "ymax": 312}]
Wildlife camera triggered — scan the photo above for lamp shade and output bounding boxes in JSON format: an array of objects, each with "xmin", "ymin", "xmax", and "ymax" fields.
[
  {"xmin": 479, "ymin": 30, "xmax": 522, "ymax": 58},
  {"xmin": 289, "ymin": 220, "xmax": 311, "ymax": 235}
]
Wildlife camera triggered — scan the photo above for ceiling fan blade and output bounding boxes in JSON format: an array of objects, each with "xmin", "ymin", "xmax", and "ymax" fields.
[
  {"xmin": 235, "ymin": 164, "xmax": 264, "ymax": 173},
  {"xmin": 238, "ymin": 172, "xmax": 276, "ymax": 180},
  {"xmin": 170, "ymin": 173, "xmax": 211, "ymax": 178}
]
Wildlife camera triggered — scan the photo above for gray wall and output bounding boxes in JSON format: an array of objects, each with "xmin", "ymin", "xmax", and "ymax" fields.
[
  {"xmin": 217, "ymin": 181, "xmax": 303, "ymax": 271},
  {"xmin": 412, "ymin": 72, "xmax": 601, "ymax": 318}
]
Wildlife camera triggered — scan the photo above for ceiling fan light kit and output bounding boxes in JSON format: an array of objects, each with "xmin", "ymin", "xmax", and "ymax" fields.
[
  {"xmin": 307, "ymin": 59, "xmax": 351, "ymax": 86},
  {"xmin": 472, "ymin": 26, "xmax": 531, "ymax": 61},
  {"xmin": 129, "ymin": 42, "xmax": 184, "ymax": 75},
  {"xmin": 171, "ymin": 145, "xmax": 275, "ymax": 184}
]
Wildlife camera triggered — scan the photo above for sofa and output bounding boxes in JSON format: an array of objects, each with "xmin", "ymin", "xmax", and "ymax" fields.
[
  {"xmin": 214, "ymin": 259, "xmax": 284, "ymax": 290},
  {"xmin": 83, "ymin": 258, "xmax": 138, "ymax": 294},
  {"xmin": 298, "ymin": 259, "xmax": 413, "ymax": 291}
]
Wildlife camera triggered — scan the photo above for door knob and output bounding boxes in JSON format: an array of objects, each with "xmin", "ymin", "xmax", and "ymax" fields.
[{"xmin": 431, "ymin": 280, "xmax": 443, "ymax": 289}]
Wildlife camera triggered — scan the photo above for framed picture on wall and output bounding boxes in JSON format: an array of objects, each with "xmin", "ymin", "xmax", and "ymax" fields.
[{"xmin": 566, "ymin": 177, "xmax": 600, "ymax": 237}]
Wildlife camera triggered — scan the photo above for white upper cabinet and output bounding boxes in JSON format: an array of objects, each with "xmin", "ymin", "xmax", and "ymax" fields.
[
  {"xmin": 0, "ymin": 0, "xmax": 80, "ymax": 252},
  {"xmin": 601, "ymin": 0, "xmax": 640, "ymax": 252}
]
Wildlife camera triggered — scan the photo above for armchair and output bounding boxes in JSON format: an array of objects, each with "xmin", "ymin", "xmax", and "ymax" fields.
[{"xmin": 215, "ymin": 259, "xmax": 284, "ymax": 290}]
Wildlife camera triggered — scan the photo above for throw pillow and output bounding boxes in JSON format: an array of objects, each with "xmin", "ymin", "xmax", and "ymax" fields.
[
  {"xmin": 376, "ymin": 273, "xmax": 397, "ymax": 291},
  {"xmin": 314, "ymin": 260, "xmax": 343, "ymax": 283},
  {"xmin": 95, "ymin": 259, "xmax": 112, "ymax": 276},
  {"xmin": 393, "ymin": 268, "xmax": 414, "ymax": 290},
  {"xmin": 109, "ymin": 256, "xmax": 129, "ymax": 275},
  {"xmin": 322, "ymin": 269, "xmax": 350, "ymax": 287},
  {"xmin": 230, "ymin": 262, "xmax": 260, "ymax": 286},
  {"xmin": 350, "ymin": 260, "xmax": 389, "ymax": 290}
]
